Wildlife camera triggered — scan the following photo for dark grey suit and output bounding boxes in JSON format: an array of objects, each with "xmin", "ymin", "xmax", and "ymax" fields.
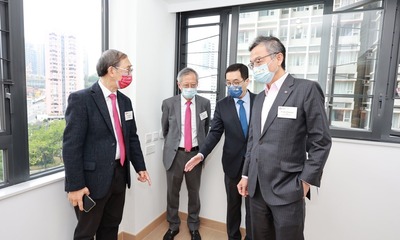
[
  {"xmin": 161, "ymin": 94, "xmax": 211, "ymax": 231},
  {"xmin": 63, "ymin": 82, "xmax": 146, "ymax": 239},
  {"xmin": 243, "ymin": 74, "xmax": 331, "ymax": 239}
]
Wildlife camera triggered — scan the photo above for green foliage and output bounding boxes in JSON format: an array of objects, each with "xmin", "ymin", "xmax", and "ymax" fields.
[
  {"xmin": 28, "ymin": 120, "xmax": 65, "ymax": 169},
  {"xmin": 85, "ymin": 74, "xmax": 99, "ymax": 88}
]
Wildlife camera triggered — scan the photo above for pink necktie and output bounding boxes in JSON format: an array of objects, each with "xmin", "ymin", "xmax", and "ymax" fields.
[
  {"xmin": 184, "ymin": 101, "xmax": 192, "ymax": 152},
  {"xmin": 109, "ymin": 94, "xmax": 125, "ymax": 166}
]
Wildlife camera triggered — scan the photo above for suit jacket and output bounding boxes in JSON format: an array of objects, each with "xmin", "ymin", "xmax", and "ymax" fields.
[
  {"xmin": 63, "ymin": 82, "xmax": 146, "ymax": 199},
  {"xmin": 200, "ymin": 91, "xmax": 256, "ymax": 178},
  {"xmin": 242, "ymin": 74, "xmax": 331, "ymax": 206},
  {"xmin": 161, "ymin": 94, "xmax": 211, "ymax": 170}
]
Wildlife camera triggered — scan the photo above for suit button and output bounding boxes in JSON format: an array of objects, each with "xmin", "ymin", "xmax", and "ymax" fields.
[{"xmin": 112, "ymin": 142, "xmax": 116, "ymax": 146}]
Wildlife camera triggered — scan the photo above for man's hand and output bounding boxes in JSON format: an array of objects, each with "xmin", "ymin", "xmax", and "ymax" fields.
[
  {"xmin": 237, "ymin": 177, "xmax": 249, "ymax": 197},
  {"xmin": 137, "ymin": 171, "xmax": 152, "ymax": 186},
  {"xmin": 67, "ymin": 187, "xmax": 90, "ymax": 211},
  {"xmin": 184, "ymin": 153, "xmax": 203, "ymax": 172},
  {"xmin": 302, "ymin": 181, "xmax": 310, "ymax": 198}
]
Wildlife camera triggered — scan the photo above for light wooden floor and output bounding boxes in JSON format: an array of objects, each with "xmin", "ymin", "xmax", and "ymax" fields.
[{"xmin": 142, "ymin": 220, "xmax": 228, "ymax": 240}]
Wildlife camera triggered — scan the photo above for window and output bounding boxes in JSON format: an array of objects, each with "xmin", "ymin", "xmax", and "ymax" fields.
[
  {"xmin": 23, "ymin": 0, "xmax": 103, "ymax": 175},
  {"xmin": 0, "ymin": 0, "xmax": 107, "ymax": 188},
  {"xmin": 177, "ymin": 0, "xmax": 400, "ymax": 143}
]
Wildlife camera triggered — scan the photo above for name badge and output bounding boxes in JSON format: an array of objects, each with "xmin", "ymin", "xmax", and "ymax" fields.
[
  {"xmin": 200, "ymin": 111, "xmax": 208, "ymax": 120},
  {"xmin": 277, "ymin": 106, "xmax": 297, "ymax": 119},
  {"xmin": 125, "ymin": 111, "xmax": 133, "ymax": 121}
]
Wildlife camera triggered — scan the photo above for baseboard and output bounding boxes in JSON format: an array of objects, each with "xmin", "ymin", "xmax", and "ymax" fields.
[
  {"xmin": 118, "ymin": 211, "xmax": 245, "ymax": 240},
  {"xmin": 118, "ymin": 212, "xmax": 166, "ymax": 240}
]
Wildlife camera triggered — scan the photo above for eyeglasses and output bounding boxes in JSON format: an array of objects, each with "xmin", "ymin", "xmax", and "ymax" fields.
[
  {"xmin": 114, "ymin": 66, "xmax": 133, "ymax": 75},
  {"xmin": 248, "ymin": 52, "xmax": 278, "ymax": 70},
  {"xmin": 226, "ymin": 80, "xmax": 244, "ymax": 87},
  {"xmin": 180, "ymin": 83, "xmax": 198, "ymax": 88}
]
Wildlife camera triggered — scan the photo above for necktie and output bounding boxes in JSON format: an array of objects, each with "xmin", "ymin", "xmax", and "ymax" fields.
[
  {"xmin": 237, "ymin": 99, "xmax": 248, "ymax": 138},
  {"xmin": 109, "ymin": 94, "xmax": 125, "ymax": 166},
  {"xmin": 184, "ymin": 101, "xmax": 192, "ymax": 152}
]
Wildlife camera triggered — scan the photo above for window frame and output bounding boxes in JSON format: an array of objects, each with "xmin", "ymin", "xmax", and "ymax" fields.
[{"xmin": 0, "ymin": 0, "xmax": 109, "ymax": 189}]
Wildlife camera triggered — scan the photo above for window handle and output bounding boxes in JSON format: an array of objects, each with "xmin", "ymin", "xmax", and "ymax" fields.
[{"xmin": 5, "ymin": 91, "xmax": 12, "ymax": 114}]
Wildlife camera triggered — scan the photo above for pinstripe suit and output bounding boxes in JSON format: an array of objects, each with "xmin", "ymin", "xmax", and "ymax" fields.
[{"xmin": 242, "ymin": 74, "xmax": 331, "ymax": 239}]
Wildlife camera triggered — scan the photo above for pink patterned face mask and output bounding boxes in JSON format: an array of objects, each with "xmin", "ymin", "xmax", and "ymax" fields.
[{"xmin": 117, "ymin": 75, "xmax": 133, "ymax": 89}]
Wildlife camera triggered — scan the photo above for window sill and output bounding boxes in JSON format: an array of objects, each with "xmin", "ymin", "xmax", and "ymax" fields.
[{"xmin": 0, "ymin": 171, "xmax": 65, "ymax": 201}]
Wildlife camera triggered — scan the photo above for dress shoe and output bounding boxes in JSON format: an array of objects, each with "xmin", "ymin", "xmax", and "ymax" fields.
[
  {"xmin": 190, "ymin": 230, "xmax": 201, "ymax": 240},
  {"xmin": 163, "ymin": 229, "xmax": 179, "ymax": 240}
]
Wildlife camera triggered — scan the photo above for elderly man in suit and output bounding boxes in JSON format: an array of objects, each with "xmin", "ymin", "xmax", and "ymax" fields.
[
  {"xmin": 237, "ymin": 36, "xmax": 331, "ymax": 240},
  {"xmin": 184, "ymin": 63, "xmax": 255, "ymax": 240},
  {"xmin": 63, "ymin": 49, "xmax": 151, "ymax": 240},
  {"xmin": 161, "ymin": 67, "xmax": 211, "ymax": 240}
]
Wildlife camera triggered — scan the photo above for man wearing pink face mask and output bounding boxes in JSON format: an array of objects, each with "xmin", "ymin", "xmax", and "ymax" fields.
[{"xmin": 63, "ymin": 49, "xmax": 151, "ymax": 240}]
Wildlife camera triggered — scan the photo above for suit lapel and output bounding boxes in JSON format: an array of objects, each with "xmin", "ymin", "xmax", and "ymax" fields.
[
  {"xmin": 174, "ymin": 95, "xmax": 182, "ymax": 132},
  {"xmin": 260, "ymin": 75, "xmax": 294, "ymax": 138},
  {"xmin": 117, "ymin": 92, "xmax": 127, "ymax": 138},
  {"xmin": 195, "ymin": 96, "xmax": 201, "ymax": 132},
  {"xmin": 253, "ymin": 92, "xmax": 265, "ymax": 138},
  {"xmin": 91, "ymin": 82, "xmax": 114, "ymax": 135}
]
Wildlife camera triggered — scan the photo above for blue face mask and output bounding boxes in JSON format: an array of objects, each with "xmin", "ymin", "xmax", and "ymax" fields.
[
  {"xmin": 228, "ymin": 85, "xmax": 243, "ymax": 98},
  {"xmin": 253, "ymin": 61, "xmax": 275, "ymax": 84},
  {"xmin": 182, "ymin": 88, "xmax": 197, "ymax": 99}
]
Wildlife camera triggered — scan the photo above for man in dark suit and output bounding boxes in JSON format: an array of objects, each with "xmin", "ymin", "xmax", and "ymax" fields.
[
  {"xmin": 161, "ymin": 67, "xmax": 211, "ymax": 240},
  {"xmin": 237, "ymin": 36, "xmax": 331, "ymax": 240},
  {"xmin": 63, "ymin": 49, "xmax": 151, "ymax": 240},
  {"xmin": 184, "ymin": 63, "xmax": 255, "ymax": 240}
]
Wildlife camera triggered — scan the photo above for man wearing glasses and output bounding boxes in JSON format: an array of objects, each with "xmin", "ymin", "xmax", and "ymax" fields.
[
  {"xmin": 63, "ymin": 49, "xmax": 151, "ymax": 240},
  {"xmin": 185, "ymin": 63, "xmax": 255, "ymax": 240},
  {"xmin": 237, "ymin": 36, "xmax": 331, "ymax": 240},
  {"xmin": 161, "ymin": 67, "xmax": 211, "ymax": 240}
]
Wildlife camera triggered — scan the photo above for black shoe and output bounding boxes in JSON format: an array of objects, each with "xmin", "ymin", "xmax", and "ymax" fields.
[
  {"xmin": 190, "ymin": 230, "xmax": 201, "ymax": 240},
  {"xmin": 163, "ymin": 229, "xmax": 179, "ymax": 240}
]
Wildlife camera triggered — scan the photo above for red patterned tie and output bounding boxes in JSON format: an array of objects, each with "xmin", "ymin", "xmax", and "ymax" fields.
[
  {"xmin": 184, "ymin": 101, "xmax": 192, "ymax": 152},
  {"xmin": 109, "ymin": 94, "xmax": 125, "ymax": 166}
]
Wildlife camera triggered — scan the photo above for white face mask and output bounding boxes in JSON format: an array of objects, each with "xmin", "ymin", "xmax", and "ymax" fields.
[
  {"xmin": 182, "ymin": 88, "xmax": 197, "ymax": 99},
  {"xmin": 252, "ymin": 60, "xmax": 275, "ymax": 84}
]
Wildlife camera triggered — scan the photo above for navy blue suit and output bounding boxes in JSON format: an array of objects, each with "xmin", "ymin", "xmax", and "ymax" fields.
[{"xmin": 199, "ymin": 91, "xmax": 255, "ymax": 240}]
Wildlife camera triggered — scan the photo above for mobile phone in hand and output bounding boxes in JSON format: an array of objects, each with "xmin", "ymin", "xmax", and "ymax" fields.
[{"xmin": 83, "ymin": 194, "xmax": 96, "ymax": 212}]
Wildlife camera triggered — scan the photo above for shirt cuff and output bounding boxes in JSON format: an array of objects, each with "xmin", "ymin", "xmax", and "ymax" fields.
[{"xmin": 241, "ymin": 175, "xmax": 248, "ymax": 179}]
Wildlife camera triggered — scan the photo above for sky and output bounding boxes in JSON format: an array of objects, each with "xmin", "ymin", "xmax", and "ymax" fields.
[{"xmin": 23, "ymin": 0, "xmax": 102, "ymax": 73}]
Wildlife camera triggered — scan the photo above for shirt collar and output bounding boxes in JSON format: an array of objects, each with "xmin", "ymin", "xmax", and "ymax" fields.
[
  {"xmin": 98, "ymin": 80, "xmax": 115, "ymax": 99},
  {"xmin": 181, "ymin": 94, "xmax": 196, "ymax": 106},
  {"xmin": 265, "ymin": 72, "xmax": 289, "ymax": 95},
  {"xmin": 233, "ymin": 90, "xmax": 250, "ymax": 104}
]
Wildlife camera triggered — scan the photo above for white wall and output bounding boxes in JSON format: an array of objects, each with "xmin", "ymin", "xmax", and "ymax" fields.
[
  {"xmin": 1, "ymin": 1, "xmax": 400, "ymax": 240},
  {"xmin": 108, "ymin": 0, "xmax": 176, "ymax": 235}
]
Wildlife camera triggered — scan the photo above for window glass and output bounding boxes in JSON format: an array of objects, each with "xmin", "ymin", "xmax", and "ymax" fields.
[
  {"xmin": 186, "ymin": 24, "xmax": 220, "ymax": 115},
  {"xmin": 327, "ymin": 10, "xmax": 383, "ymax": 130},
  {"xmin": 188, "ymin": 16, "xmax": 220, "ymax": 26},
  {"xmin": 333, "ymin": 0, "xmax": 382, "ymax": 11},
  {"xmin": 392, "ymin": 45, "xmax": 400, "ymax": 131},
  {"xmin": 0, "ymin": 150, "xmax": 3, "ymax": 183},
  {"xmin": 237, "ymin": 4, "xmax": 324, "ymax": 93},
  {"xmin": 23, "ymin": 0, "xmax": 102, "ymax": 175},
  {"xmin": 0, "ymin": 1, "xmax": 9, "ymax": 133}
]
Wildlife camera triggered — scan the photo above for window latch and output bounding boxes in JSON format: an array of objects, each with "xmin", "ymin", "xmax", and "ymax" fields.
[{"xmin": 5, "ymin": 88, "xmax": 13, "ymax": 114}]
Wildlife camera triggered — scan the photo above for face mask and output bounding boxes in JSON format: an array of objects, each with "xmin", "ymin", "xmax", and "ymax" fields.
[
  {"xmin": 228, "ymin": 85, "xmax": 243, "ymax": 98},
  {"xmin": 253, "ymin": 60, "xmax": 275, "ymax": 84},
  {"xmin": 182, "ymin": 88, "xmax": 197, "ymax": 99},
  {"xmin": 117, "ymin": 75, "xmax": 133, "ymax": 89}
]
